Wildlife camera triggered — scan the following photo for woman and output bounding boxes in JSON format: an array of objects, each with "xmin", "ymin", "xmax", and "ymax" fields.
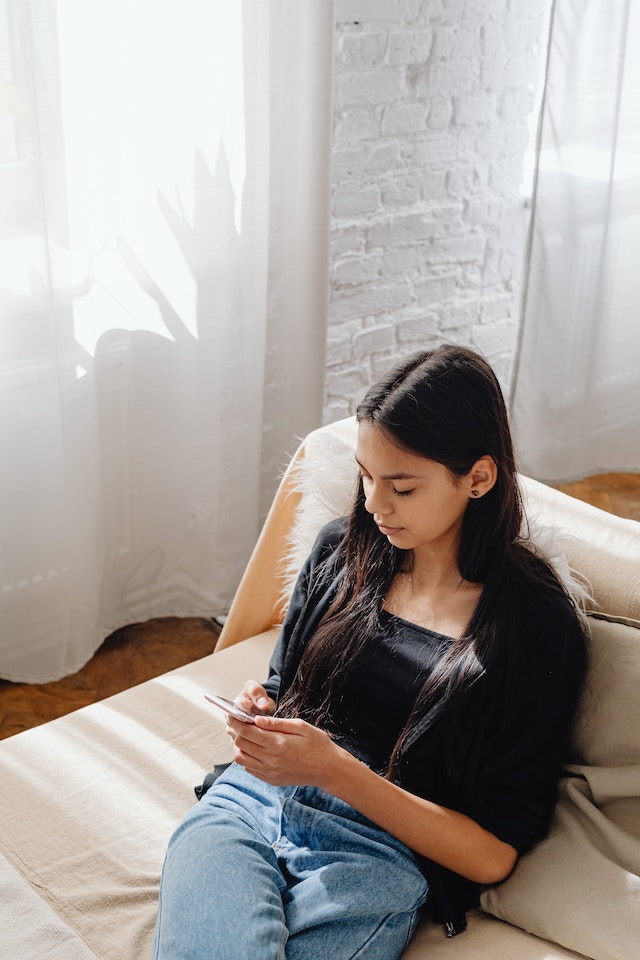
[{"xmin": 152, "ymin": 345, "xmax": 587, "ymax": 960}]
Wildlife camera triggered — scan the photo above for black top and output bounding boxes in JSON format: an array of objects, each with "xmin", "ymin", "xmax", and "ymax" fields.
[
  {"xmin": 262, "ymin": 517, "xmax": 587, "ymax": 936},
  {"xmin": 326, "ymin": 611, "xmax": 452, "ymax": 774}
]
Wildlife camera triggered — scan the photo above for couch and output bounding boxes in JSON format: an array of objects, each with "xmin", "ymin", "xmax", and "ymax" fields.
[{"xmin": 1, "ymin": 418, "xmax": 638, "ymax": 960}]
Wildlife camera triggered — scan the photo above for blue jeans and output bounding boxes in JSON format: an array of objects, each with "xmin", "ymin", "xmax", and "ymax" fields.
[{"xmin": 152, "ymin": 763, "xmax": 429, "ymax": 960}]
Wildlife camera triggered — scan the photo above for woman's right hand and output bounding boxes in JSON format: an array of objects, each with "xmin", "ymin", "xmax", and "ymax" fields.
[{"xmin": 234, "ymin": 680, "xmax": 276, "ymax": 718}]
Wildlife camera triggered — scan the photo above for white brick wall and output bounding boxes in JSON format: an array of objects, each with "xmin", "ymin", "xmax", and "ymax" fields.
[{"xmin": 324, "ymin": 0, "xmax": 548, "ymax": 422}]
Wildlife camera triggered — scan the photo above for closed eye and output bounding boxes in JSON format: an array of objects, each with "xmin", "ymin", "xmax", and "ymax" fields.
[{"xmin": 360, "ymin": 472, "xmax": 413, "ymax": 497}]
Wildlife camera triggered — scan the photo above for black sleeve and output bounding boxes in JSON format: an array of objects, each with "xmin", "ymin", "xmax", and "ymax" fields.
[
  {"xmin": 262, "ymin": 517, "xmax": 348, "ymax": 703},
  {"xmin": 466, "ymin": 602, "xmax": 587, "ymax": 853}
]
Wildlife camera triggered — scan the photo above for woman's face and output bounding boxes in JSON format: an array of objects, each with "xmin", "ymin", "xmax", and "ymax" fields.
[{"xmin": 356, "ymin": 420, "xmax": 473, "ymax": 558}]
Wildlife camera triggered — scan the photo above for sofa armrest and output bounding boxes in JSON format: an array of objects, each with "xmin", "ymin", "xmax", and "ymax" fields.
[{"xmin": 215, "ymin": 446, "xmax": 303, "ymax": 650}]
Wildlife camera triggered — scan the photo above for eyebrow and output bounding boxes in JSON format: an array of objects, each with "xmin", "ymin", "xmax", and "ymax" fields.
[{"xmin": 354, "ymin": 455, "xmax": 422, "ymax": 481}]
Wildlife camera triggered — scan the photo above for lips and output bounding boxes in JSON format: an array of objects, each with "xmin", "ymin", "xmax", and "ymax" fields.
[{"xmin": 377, "ymin": 524, "xmax": 404, "ymax": 536}]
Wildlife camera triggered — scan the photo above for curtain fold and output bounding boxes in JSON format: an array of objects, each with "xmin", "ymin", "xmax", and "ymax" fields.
[
  {"xmin": 511, "ymin": 0, "xmax": 640, "ymax": 482},
  {"xmin": 0, "ymin": 0, "xmax": 333, "ymax": 682}
]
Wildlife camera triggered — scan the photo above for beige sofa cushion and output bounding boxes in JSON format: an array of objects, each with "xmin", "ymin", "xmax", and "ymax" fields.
[
  {"xmin": 481, "ymin": 616, "xmax": 640, "ymax": 960},
  {"xmin": 574, "ymin": 616, "xmax": 640, "ymax": 765},
  {"xmin": 405, "ymin": 909, "xmax": 587, "ymax": 959}
]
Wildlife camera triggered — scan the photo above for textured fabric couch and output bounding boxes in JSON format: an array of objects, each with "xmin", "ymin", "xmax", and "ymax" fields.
[{"xmin": 1, "ymin": 418, "xmax": 638, "ymax": 960}]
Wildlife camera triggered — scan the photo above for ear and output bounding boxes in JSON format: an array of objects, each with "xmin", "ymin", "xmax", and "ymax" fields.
[{"xmin": 465, "ymin": 456, "xmax": 498, "ymax": 500}]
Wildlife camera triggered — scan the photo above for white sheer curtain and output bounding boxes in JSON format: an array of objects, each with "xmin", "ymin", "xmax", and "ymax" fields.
[
  {"xmin": 0, "ymin": 0, "xmax": 333, "ymax": 682},
  {"xmin": 511, "ymin": 0, "xmax": 640, "ymax": 482}
]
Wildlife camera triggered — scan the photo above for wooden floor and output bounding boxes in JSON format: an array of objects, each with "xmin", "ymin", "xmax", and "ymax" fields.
[
  {"xmin": 553, "ymin": 472, "xmax": 640, "ymax": 523},
  {"xmin": 0, "ymin": 617, "xmax": 221, "ymax": 740},
  {"xmin": 1, "ymin": 472, "xmax": 638, "ymax": 742}
]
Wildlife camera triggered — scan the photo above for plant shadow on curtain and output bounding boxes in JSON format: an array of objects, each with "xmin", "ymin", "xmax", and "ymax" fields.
[
  {"xmin": 511, "ymin": 0, "xmax": 640, "ymax": 483},
  {"xmin": 0, "ymin": 1, "xmax": 332, "ymax": 682}
]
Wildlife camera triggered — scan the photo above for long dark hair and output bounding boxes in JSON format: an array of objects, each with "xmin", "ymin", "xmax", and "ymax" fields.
[{"xmin": 278, "ymin": 345, "xmax": 583, "ymax": 786}]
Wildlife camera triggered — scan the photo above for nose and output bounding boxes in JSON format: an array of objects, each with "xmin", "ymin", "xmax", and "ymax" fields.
[{"xmin": 363, "ymin": 481, "xmax": 392, "ymax": 518}]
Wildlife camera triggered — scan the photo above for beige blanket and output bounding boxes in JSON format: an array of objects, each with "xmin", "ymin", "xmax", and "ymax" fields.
[
  {"xmin": 0, "ymin": 852, "xmax": 99, "ymax": 959},
  {"xmin": 0, "ymin": 628, "xmax": 589, "ymax": 960},
  {"xmin": 0, "ymin": 634, "xmax": 276, "ymax": 960}
]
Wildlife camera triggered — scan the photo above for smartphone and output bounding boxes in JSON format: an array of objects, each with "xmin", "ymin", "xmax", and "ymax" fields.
[{"xmin": 204, "ymin": 693, "xmax": 258, "ymax": 724}]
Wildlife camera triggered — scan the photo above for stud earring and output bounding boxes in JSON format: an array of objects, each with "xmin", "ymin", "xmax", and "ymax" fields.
[{"xmin": 471, "ymin": 489, "xmax": 480, "ymax": 497}]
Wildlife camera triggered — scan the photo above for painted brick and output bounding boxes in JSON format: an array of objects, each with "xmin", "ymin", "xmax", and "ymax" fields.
[
  {"xmin": 381, "ymin": 102, "xmax": 428, "ymax": 137},
  {"xmin": 489, "ymin": 155, "xmax": 527, "ymax": 192},
  {"xmin": 333, "ymin": 182, "xmax": 381, "ymax": 217},
  {"xmin": 429, "ymin": 200, "xmax": 465, "ymax": 223},
  {"xmin": 365, "ymin": 142, "xmax": 403, "ymax": 173},
  {"xmin": 331, "ymin": 146, "xmax": 369, "ymax": 182},
  {"xmin": 325, "ymin": 321, "xmax": 360, "ymax": 365},
  {"xmin": 481, "ymin": 292, "xmax": 515, "ymax": 323},
  {"xmin": 381, "ymin": 244, "xmax": 427, "ymax": 275},
  {"xmin": 465, "ymin": 197, "xmax": 491, "ymax": 228},
  {"xmin": 482, "ymin": 239, "xmax": 520, "ymax": 285},
  {"xmin": 481, "ymin": 57, "xmax": 505, "ymax": 90},
  {"xmin": 396, "ymin": 312, "xmax": 441, "ymax": 342},
  {"xmin": 471, "ymin": 318, "xmax": 517, "ymax": 359},
  {"xmin": 455, "ymin": 26, "xmax": 482, "ymax": 61},
  {"xmin": 367, "ymin": 213, "xmax": 440, "ymax": 249},
  {"xmin": 380, "ymin": 174, "xmax": 424, "ymax": 207},
  {"xmin": 370, "ymin": 348, "xmax": 407, "ymax": 380},
  {"xmin": 474, "ymin": 125, "xmax": 509, "ymax": 159},
  {"xmin": 334, "ymin": 108, "xmax": 381, "ymax": 147},
  {"xmin": 482, "ymin": 23, "xmax": 505, "ymax": 58},
  {"xmin": 353, "ymin": 324, "xmax": 396, "ymax": 357},
  {"xmin": 333, "ymin": 254, "xmax": 383, "ymax": 288},
  {"xmin": 426, "ymin": 234, "xmax": 485, "ymax": 264},
  {"xmin": 401, "ymin": 136, "xmax": 456, "ymax": 166},
  {"xmin": 325, "ymin": 0, "xmax": 549, "ymax": 418},
  {"xmin": 440, "ymin": 298, "xmax": 481, "ymax": 330},
  {"xmin": 455, "ymin": 94, "xmax": 497, "ymax": 125},
  {"xmin": 427, "ymin": 97, "xmax": 453, "ymax": 129},
  {"xmin": 336, "ymin": 0, "xmax": 422, "ymax": 22},
  {"xmin": 431, "ymin": 26, "xmax": 456, "ymax": 60},
  {"xmin": 325, "ymin": 365, "xmax": 371, "ymax": 399},
  {"xmin": 334, "ymin": 68, "xmax": 405, "ymax": 106},
  {"xmin": 330, "ymin": 225, "xmax": 365, "ymax": 260},
  {"xmin": 423, "ymin": 61, "xmax": 478, "ymax": 98},
  {"xmin": 503, "ymin": 51, "xmax": 540, "ymax": 86},
  {"xmin": 323, "ymin": 398, "xmax": 353, "ymax": 424},
  {"xmin": 446, "ymin": 164, "xmax": 490, "ymax": 198},
  {"xmin": 421, "ymin": 169, "xmax": 449, "ymax": 200},
  {"xmin": 500, "ymin": 87, "xmax": 536, "ymax": 121},
  {"xmin": 387, "ymin": 29, "xmax": 433, "ymax": 66},
  {"xmin": 330, "ymin": 224, "xmax": 365, "ymax": 258},
  {"xmin": 414, "ymin": 270, "xmax": 460, "ymax": 302},
  {"xmin": 330, "ymin": 281, "xmax": 415, "ymax": 325},
  {"xmin": 504, "ymin": 11, "xmax": 544, "ymax": 50},
  {"xmin": 335, "ymin": 32, "xmax": 388, "ymax": 69},
  {"xmin": 325, "ymin": 335, "xmax": 353, "ymax": 369},
  {"xmin": 467, "ymin": 0, "xmax": 507, "ymax": 14}
]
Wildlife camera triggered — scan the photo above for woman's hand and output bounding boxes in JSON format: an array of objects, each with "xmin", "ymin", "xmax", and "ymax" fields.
[
  {"xmin": 226, "ymin": 713, "xmax": 344, "ymax": 789},
  {"xmin": 233, "ymin": 680, "xmax": 276, "ymax": 717}
]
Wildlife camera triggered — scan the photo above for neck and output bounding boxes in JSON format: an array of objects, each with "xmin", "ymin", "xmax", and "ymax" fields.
[
  {"xmin": 388, "ymin": 545, "xmax": 482, "ymax": 638},
  {"xmin": 408, "ymin": 542, "xmax": 464, "ymax": 591}
]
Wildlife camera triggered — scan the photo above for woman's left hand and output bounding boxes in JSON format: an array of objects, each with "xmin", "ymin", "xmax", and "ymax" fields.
[{"xmin": 226, "ymin": 713, "xmax": 343, "ymax": 789}]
